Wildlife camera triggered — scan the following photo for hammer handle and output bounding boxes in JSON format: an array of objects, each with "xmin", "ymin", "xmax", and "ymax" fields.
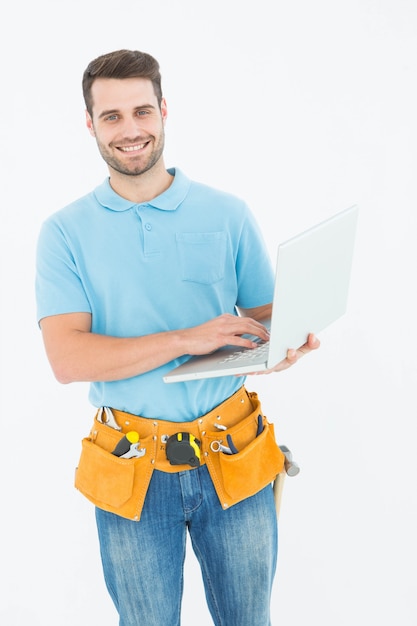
[{"xmin": 273, "ymin": 472, "xmax": 286, "ymax": 518}]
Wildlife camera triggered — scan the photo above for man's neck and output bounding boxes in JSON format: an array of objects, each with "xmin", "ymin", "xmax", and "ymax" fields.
[{"xmin": 108, "ymin": 162, "xmax": 174, "ymax": 203}]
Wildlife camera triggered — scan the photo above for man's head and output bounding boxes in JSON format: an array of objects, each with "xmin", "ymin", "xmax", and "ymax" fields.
[
  {"xmin": 82, "ymin": 49, "xmax": 163, "ymax": 116},
  {"xmin": 82, "ymin": 50, "xmax": 168, "ymax": 181}
]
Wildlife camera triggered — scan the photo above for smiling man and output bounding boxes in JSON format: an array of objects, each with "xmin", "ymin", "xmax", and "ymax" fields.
[
  {"xmin": 87, "ymin": 76, "xmax": 168, "ymax": 182},
  {"xmin": 36, "ymin": 49, "xmax": 319, "ymax": 626}
]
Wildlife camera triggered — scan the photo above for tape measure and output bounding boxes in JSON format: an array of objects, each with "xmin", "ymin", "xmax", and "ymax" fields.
[{"xmin": 165, "ymin": 432, "xmax": 201, "ymax": 467}]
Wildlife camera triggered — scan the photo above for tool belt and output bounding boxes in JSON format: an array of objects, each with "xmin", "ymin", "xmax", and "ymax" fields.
[{"xmin": 75, "ymin": 386, "xmax": 285, "ymax": 521}]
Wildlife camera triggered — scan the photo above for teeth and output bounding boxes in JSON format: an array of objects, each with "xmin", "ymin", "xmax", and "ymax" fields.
[{"xmin": 120, "ymin": 143, "xmax": 146, "ymax": 152}]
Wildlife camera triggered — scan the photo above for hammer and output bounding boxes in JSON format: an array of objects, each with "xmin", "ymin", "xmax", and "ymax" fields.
[{"xmin": 273, "ymin": 445, "xmax": 300, "ymax": 518}]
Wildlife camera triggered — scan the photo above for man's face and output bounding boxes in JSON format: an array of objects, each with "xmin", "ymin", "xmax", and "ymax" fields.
[{"xmin": 86, "ymin": 77, "xmax": 167, "ymax": 177}]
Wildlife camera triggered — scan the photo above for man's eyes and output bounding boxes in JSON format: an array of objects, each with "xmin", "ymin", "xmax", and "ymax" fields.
[{"xmin": 104, "ymin": 110, "xmax": 150, "ymax": 121}]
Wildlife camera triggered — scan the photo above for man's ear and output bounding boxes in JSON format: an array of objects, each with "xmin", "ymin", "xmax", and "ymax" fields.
[
  {"xmin": 86, "ymin": 110, "xmax": 95, "ymax": 136},
  {"xmin": 161, "ymin": 97, "xmax": 168, "ymax": 125}
]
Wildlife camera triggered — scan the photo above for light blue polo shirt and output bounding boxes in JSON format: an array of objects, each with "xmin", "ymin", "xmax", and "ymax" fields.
[{"xmin": 36, "ymin": 168, "xmax": 274, "ymax": 421}]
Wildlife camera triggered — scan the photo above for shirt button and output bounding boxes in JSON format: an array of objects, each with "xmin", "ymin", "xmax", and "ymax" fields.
[{"xmin": 145, "ymin": 223, "xmax": 152, "ymax": 231}]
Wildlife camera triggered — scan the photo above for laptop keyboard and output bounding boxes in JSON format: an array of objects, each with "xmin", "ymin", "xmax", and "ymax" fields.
[{"xmin": 218, "ymin": 341, "xmax": 270, "ymax": 363}]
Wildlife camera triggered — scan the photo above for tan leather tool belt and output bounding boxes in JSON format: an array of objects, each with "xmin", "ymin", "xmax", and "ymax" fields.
[{"xmin": 75, "ymin": 386, "xmax": 285, "ymax": 521}]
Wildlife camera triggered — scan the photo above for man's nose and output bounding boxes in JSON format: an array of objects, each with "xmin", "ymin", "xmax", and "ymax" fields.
[{"xmin": 120, "ymin": 116, "xmax": 144, "ymax": 139}]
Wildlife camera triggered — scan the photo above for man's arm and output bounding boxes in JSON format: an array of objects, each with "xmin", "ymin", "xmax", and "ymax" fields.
[
  {"xmin": 39, "ymin": 311, "xmax": 272, "ymax": 384},
  {"xmin": 237, "ymin": 303, "xmax": 272, "ymax": 321}
]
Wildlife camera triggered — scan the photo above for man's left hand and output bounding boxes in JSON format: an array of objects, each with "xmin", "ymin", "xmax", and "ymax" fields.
[{"xmin": 249, "ymin": 333, "xmax": 320, "ymax": 375}]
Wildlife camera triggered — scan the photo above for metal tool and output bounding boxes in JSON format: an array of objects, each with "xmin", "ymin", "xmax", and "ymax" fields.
[
  {"xmin": 112, "ymin": 431, "xmax": 145, "ymax": 459},
  {"xmin": 97, "ymin": 406, "xmax": 122, "ymax": 431},
  {"xmin": 279, "ymin": 445, "xmax": 300, "ymax": 477},
  {"xmin": 211, "ymin": 414, "xmax": 265, "ymax": 456},
  {"xmin": 210, "ymin": 440, "xmax": 234, "ymax": 454},
  {"xmin": 273, "ymin": 445, "xmax": 300, "ymax": 518},
  {"xmin": 119, "ymin": 444, "xmax": 146, "ymax": 459}
]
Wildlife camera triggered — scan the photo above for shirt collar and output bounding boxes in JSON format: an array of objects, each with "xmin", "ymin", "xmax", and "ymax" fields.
[{"xmin": 93, "ymin": 167, "xmax": 191, "ymax": 212}]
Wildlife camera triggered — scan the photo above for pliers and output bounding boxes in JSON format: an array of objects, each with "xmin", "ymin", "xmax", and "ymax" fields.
[{"xmin": 211, "ymin": 414, "xmax": 264, "ymax": 455}]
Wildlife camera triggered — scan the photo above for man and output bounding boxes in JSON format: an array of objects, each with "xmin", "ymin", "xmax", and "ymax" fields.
[{"xmin": 36, "ymin": 49, "xmax": 319, "ymax": 626}]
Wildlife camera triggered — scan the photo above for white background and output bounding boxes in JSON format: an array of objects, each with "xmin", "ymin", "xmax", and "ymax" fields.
[{"xmin": 1, "ymin": 1, "xmax": 416, "ymax": 624}]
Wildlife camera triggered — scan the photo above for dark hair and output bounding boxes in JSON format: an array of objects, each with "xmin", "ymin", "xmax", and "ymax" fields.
[{"xmin": 82, "ymin": 49, "xmax": 163, "ymax": 115}]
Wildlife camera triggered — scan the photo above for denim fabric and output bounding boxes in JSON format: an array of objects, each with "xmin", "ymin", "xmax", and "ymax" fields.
[{"xmin": 95, "ymin": 464, "xmax": 278, "ymax": 626}]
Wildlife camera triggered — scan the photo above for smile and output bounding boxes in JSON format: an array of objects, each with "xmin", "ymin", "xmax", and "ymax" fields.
[{"xmin": 119, "ymin": 143, "xmax": 148, "ymax": 152}]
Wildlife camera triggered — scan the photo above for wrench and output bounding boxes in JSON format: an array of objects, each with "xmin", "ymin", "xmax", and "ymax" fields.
[{"xmin": 119, "ymin": 443, "xmax": 146, "ymax": 459}]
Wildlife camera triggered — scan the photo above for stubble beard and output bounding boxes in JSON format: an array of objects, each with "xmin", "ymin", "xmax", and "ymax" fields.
[{"xmin": 97, "ymin": 132, "xmax": 165, "ymax": 177}]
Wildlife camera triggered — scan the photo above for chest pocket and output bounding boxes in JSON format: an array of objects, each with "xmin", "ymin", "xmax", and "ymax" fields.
[{"xmin": 176, "ymin": 232, "xmax": 227, "ymax": 285}]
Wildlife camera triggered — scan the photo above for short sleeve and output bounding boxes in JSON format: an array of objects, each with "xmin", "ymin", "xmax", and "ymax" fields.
[
  {"xmin": 35, "ymin": 219, "xmax": 92, "ymax": 323},
  {"xmin": 235, "ymin": 207, "xmax": 275, "ymax": 308}
]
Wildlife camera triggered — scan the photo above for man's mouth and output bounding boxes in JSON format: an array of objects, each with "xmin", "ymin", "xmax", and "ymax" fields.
[{"xmin": 118, "ymin": 142, "xmax": 148, "ymax": 153}]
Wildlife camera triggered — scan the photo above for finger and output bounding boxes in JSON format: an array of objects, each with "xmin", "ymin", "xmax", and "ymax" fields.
[
  {"xmin": 296, "ymin": 333, "xmax": 320, "ymax": 356},
  {"xmin": 307, "ymin": 333, "xmax": 320, "ymax": 349},
  {"xmin": 287, "ymin": 348, "xmax": 298, "ymax": 361},
  {"xmin": 243, "ymin": 333, "xmax": 321, "ymax": 376}
]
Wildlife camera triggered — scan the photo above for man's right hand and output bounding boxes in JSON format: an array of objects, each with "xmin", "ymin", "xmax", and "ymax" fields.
[{"xmin": 181, "ymin": 313, "xmax": 270, "ymax": 356}]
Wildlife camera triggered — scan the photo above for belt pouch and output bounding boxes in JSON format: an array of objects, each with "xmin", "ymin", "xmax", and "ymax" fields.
[
  {"xmin": 74, "ymin": 415, "xmax": 156, "ymax": 522},
  {"xmin": 203, "ymin": 391, "xmax": 286, "ymax": 509}
]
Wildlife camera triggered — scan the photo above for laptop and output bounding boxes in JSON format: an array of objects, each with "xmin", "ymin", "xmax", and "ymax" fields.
[{"xmin": 163, "ymin": 204, "xmax": 358, "ymax": 383}]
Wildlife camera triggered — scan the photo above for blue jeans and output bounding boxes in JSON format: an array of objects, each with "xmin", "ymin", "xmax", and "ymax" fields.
[{"xmin": 95, "ymin": 464, "xmax": 278, "ymax": 626}]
